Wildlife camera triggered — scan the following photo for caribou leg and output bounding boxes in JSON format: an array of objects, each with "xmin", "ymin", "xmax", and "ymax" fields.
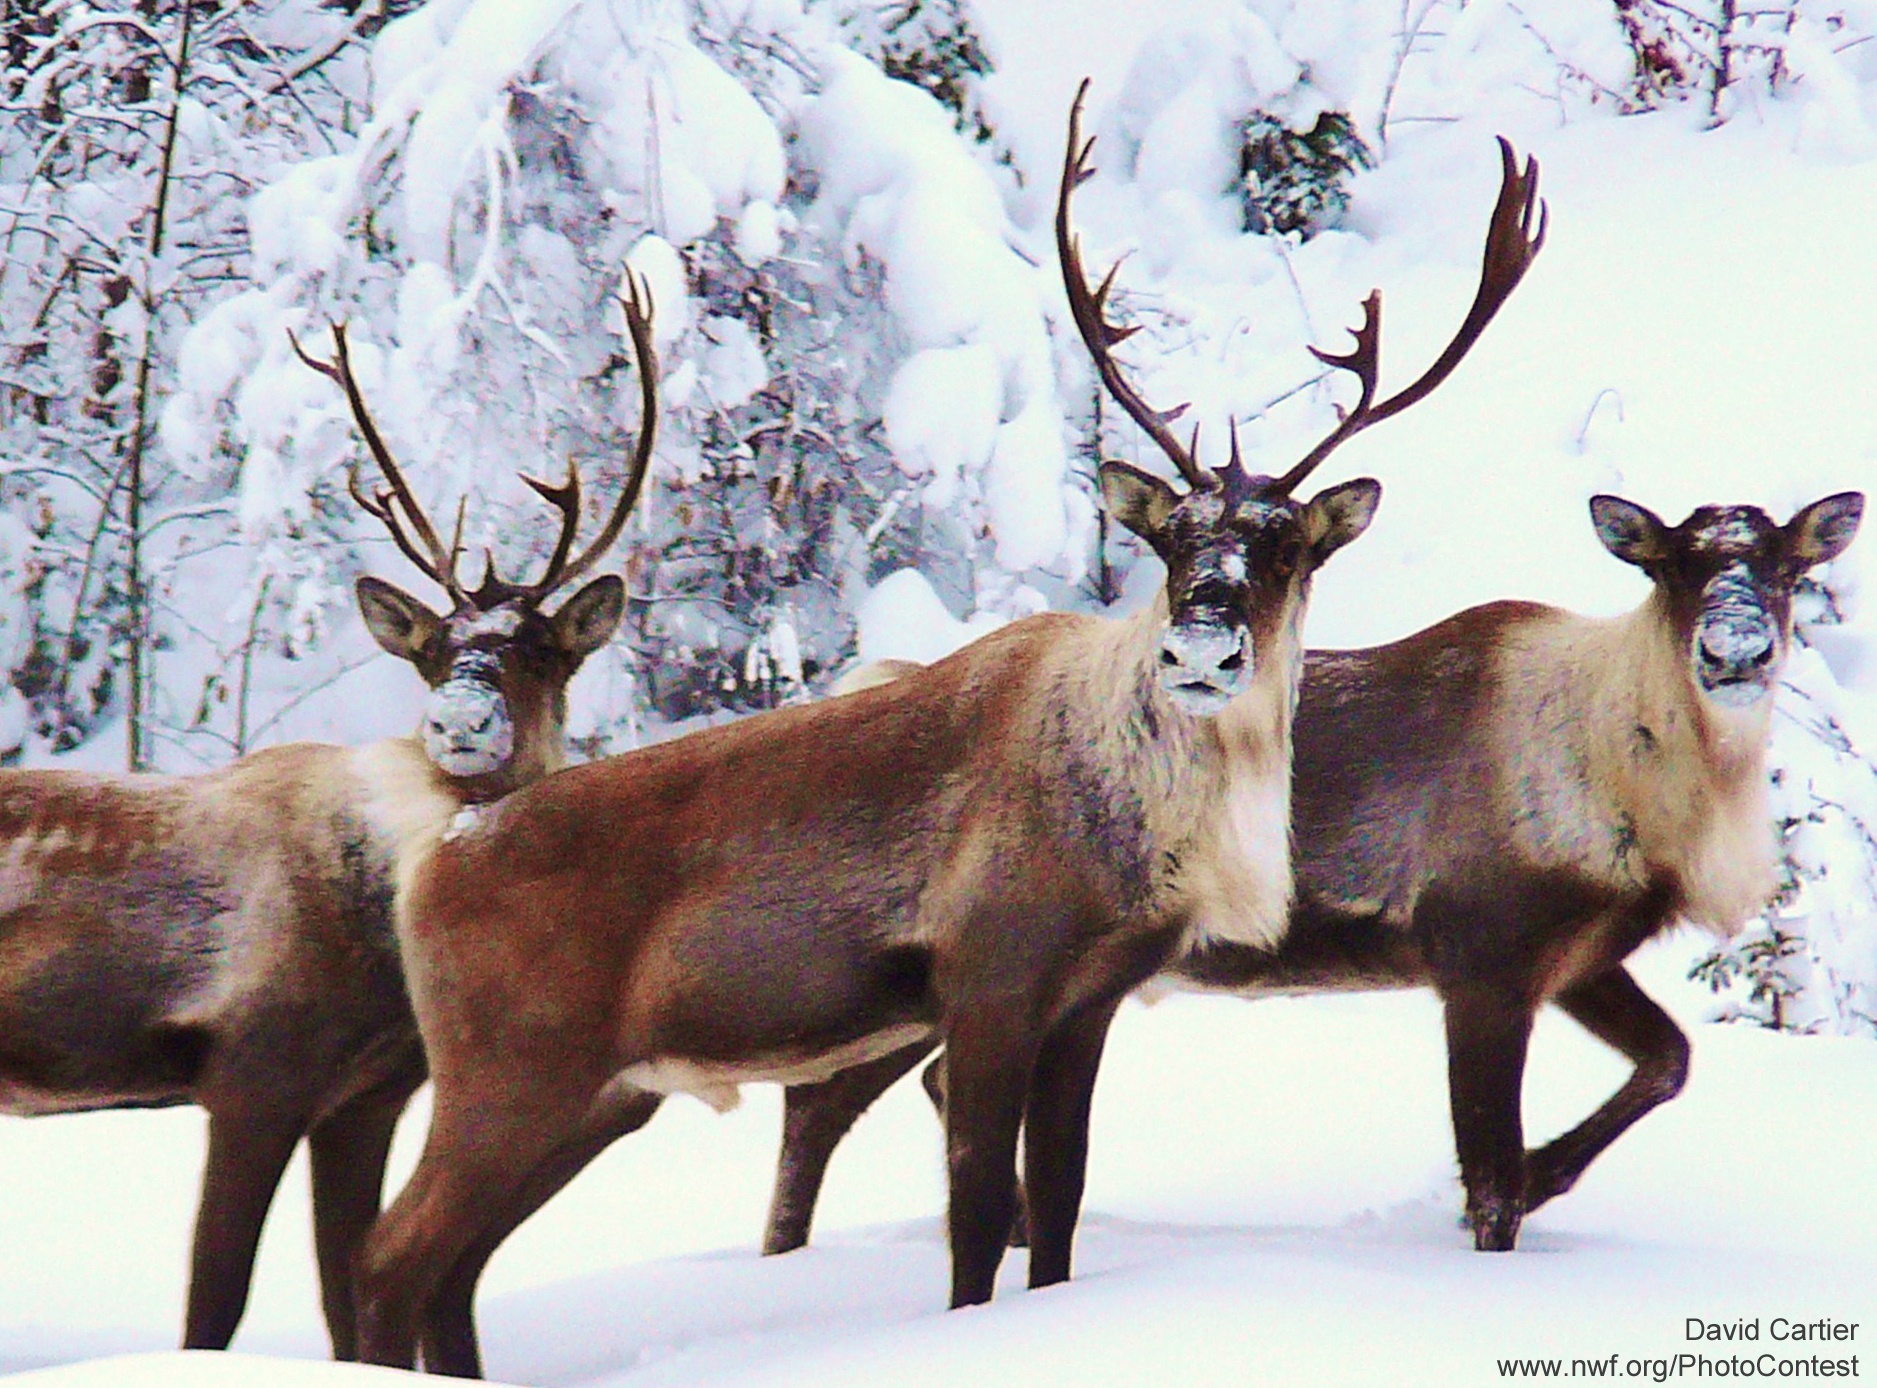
[
  {"xmin": 1524, "ymin": 966, "xmax": 1689, "ymax": 1214},
  {"xmin": 918, "ymin": 1053, "xmax": 1033, "ymax": 1248},
  {"xmin": 183, "ymin": 1105, "xmax": 308, "ymax": 1349},
  {"xmin": 942, "ymin": 902, "xmax": 1176, "ymax": 1306},
  {"xmin": 942, "ymin": 1003, "xmax": 1039, "ymax": 1308},
  {"xmin": 1440, "ymin": 982, "xmax": 1535, "ymax": 1252},
  {"xmin": 1021, "ymin": 997, "xmax": 1121, "ymax": 1289},
  {"xmin": 417, "ymin": 1087, "xmax": 664, "ymax": 1379},
  {"xmin": 307, "ymin": 1066, "xmax": 424, "ymax": 1360},
  {"xmin": 765, "ymin": 1038, "xmax": 936, "ymax": 1256},
  {"xmin": 355, "ymin": 1080, "xmax": 596, "ymax": 1370}
]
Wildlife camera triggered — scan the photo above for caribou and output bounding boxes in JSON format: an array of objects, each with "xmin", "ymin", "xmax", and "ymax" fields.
[
  {"xmin": 761, "ymin": 455, "xmax": 1865, "ymax": 1255},
  {"xmin": 0, "ymin": 280, "xmax": 656, "ymax": 1357},
  {"xmin": 346, "ymin": 86, "xmax": 1543, "ymax": 1377}
]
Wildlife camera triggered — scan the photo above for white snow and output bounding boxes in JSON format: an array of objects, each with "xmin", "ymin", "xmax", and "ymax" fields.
[
  {"xmin": 3, "ymin": 945, "xmax": 1874, "ymax": 1388},
  {"xmin": 698, "ymin": 316, "xmax": 769, "ymax": 410},
  {"xmin": 854, "ymin": 567, "xmax": 1005, "ymax": 666},
  {"xmin": 733, "ymin": 201, "xmax": 782, "ymax": 268},
  {"xmin": 586, "ymin": 28, "xmax": 788, "ymax": 245},
  {"xmin": 802, "ymin": 46, "xmax": 1077, "ymax": 580},
  {"xmin": 622, "ymin": 237, "xmax": 693, "ymax": 351},
  {"xmin": 0, "ymin": 512, "xmax": 37, "ymax": 682},
  {"xmin": 884, "ymin": 343, "xmax": 1002, "ymax": 507},
  {"xmin": 390, "ymin": 0, "xmax": 581, "ymax": 261}
]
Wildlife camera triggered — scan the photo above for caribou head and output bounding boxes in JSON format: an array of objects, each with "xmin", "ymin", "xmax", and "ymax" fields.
[
  {"xmin": 1060, "ymin": 87, "xmax": 1545, "ymax": 716},
  {"xmin": 293, "ymin": 276, "xmax": 658, "ymax": 799},
  {"xmin": 1591, "ymin": 492, "xmax": 1863, "ymax": 713},
  {"xmin": 1098, "ymin": 462, "xmax": 1379, "ymax": 715}
]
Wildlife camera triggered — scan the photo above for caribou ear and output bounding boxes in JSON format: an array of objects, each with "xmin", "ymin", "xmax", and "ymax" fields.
[
  {"xmin": 1303, "ymin": 478, "xmax": 1382, "ymax": 564},
  {"xmin": 1787, "ymin": 492, "xmax": 1864, "ymax": 568},
  {"xmin": 1589, "ymin": 495, "xmax": 1668, "ymax": 569},
  {"xmin": 1100, "ymin": 461, "xmax": 1180, "ymax": 544},
  {"xmin": 356, "ymin": 577, "xmax": 444, "ymax": 663},
  {"xmin": 550, "ymin": 574, "xmax": 626, "ymax": 660}
]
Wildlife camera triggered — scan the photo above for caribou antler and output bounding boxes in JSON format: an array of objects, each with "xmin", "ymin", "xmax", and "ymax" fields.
[
  {"xmin": 1060, "ymin": 81, "xmax": 1545, "ymax": 500},
  {"xmin": 1058, "ymin": 79, "xmax": 1209, "ymax": 492},
  {"xmin": 495, "ymin": 269, "xmax": 658, "ymax": 603},
  {"xmin": 293, "ymin": 271, "xmax": 658, "ymax": 610},
  {"xmin": 290, "ymin": 322, "xmax": 468, "ymax": 603},
  {"xmin": 1269, "ymin": 134, "xmax": 1547, "ymax": 496}
]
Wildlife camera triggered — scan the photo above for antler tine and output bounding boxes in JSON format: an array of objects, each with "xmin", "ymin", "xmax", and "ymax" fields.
[
  {"xmin": 346, "ymin": 464, "xmax": 451, "ymax": 580},
  {"xmin": 521, "ymin": 464, "xmax": 582, "ymax": 589},
  {"xmin": 1368, "ymin": 136, "xmax": 1545, "ymax": 421},
  {"xmin": 447, "ymin": 496, "xmax": 468, "ymax": 588},
  {"xmin": 467, "ymin": 463, "xmax": 580, "ymax": 604},
  {"xmin": 1269, "ymin": 135, "xmax": 1547, "ymax": 497},
  {"xmin": 293, "ymin": 323, "xmax": 466, "ymax": 601},
  {"xmin": 1057, "ymin": 79, "xmax": 1209, "ymax": 491},
  {"xmin": 511, "ymin": 270, "xmax": 659, "ymax": 602},
  {"xmin": 1269, "ymin": 292, "xmax": 1382, "ymax": 494}
]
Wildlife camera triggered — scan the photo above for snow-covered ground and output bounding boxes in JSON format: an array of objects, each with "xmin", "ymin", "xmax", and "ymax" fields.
[
  {"xmin": 6, "ymin": 1, "xmax": 1877, "ymax": 1384},
  {"xmin": 4, "ymin": 942, "xmax": 1875, "ymax": 1387}
]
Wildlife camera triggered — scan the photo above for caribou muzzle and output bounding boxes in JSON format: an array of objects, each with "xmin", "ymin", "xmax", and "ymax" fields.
[
  {"xmin": 1157, "ymin": 621, "xmax": 1254, "ymax": 715},
  {"xmin": 424, "ymin": 675, "xmax": 515, "ymax": 776},
  {"xmin": 1692, "ymin": 571, "xmax": 1779, "ymax": 708}
]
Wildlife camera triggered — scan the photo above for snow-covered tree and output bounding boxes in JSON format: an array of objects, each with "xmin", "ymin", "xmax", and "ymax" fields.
[
  {"xmin": 829, "ymin": 0, "xmax": 993, "ymax": 142},
  {"xmin": 0, "ymin": 0, "xmax": 390, "ymax": 763},
  {"xmin": 164, "ymin": 0, "xmax": 1079, "ymax": 751},
  {"xmin": 1694, "ymin": 633, "xmax": 1877, "ymax": 1037}
]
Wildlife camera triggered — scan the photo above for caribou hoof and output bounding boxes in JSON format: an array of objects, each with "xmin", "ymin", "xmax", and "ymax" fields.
[{"xmin": 1467, "ymin": 1195, "xmax": 1523, "ymax": 1252}]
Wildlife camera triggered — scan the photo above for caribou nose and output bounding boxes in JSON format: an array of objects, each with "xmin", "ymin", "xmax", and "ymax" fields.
[
  {"xmin": 423, "ymin": 678, "xmax": 516, "ymax": 774},
  {"xmin": 1694, "ymin": 612, "xmax": 1779, "ymax": 708},
  {"xmin": 1161, "ymin": 624, "xmax": 1246, "ymax": 679},
  {"xmin": 1157, "ymin": 622, "xmax": 1254, "ymax": 716},
  {"xmin": 1699, "ymin": 623, "xmax": 1774, "ymax": 674}
]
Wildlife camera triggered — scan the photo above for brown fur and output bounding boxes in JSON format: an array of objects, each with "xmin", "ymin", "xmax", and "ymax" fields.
[
  {"xmin": 1216, "ymin": 587, "xmax": 1783, "ymax": 1249},
  {"xmin": 1491, "ymin": 597, "xmax": 1774, "ymax": 933},
  {"xmin": 29, "ymin": 275, "xmax": 662, "ymax": 1361},
  {"xmin": 751, "ymin": 104, "xmax": 1562, "ymax": 1267},
  {"xmin": 827, "ymin": 658, "xmax": 923, "ymax": 697},
  {"xmin": 0, "ymin": 748, "xmax": 420, "ymax": 1110},
  {"xmin": 1281, "ymin": 595, "xmax": 1772, "ymax": 990},
  {"xmin": 359, "ymin": 101, "xmax": 1545, "ymax": 1371},
  {"xmin": 0, "ymin": 743, "xmax": 436, "ymax": 1348}
]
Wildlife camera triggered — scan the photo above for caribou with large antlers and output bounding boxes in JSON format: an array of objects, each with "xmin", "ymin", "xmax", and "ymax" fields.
[
  {"xmin": 346, "ymin": 85, "xmax": 1540, "ymax": 1377},
  {"xmin": 0, "ymin": 282, "xmax": 656, "ymax": 1356}
]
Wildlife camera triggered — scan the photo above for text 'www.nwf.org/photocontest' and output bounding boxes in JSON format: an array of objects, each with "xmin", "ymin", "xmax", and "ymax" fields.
[{"xmin": 1498, "ymin": 1317, "xmax": 1860, "ymax": 1381}]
